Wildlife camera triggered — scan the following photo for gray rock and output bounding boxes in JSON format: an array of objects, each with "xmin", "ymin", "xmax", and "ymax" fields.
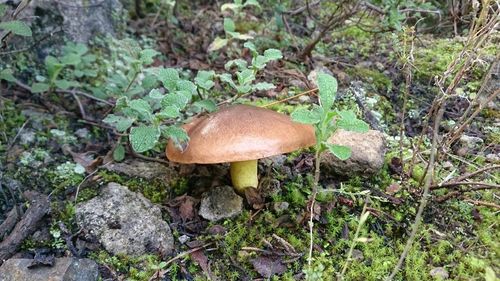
[
  {"xmin": 459, "ymin": 135, "xmax": 483, "ymax": 149},
  {"xmin": 0, "ymin": 258, "xmax": 98, "ymax": 281},
  {"xmin": 199, "ymin": 186, "xmax": 243, "ymax": 222},
  {"xmin": 76, "ymin": 182, "xmax": 173, "ymax": 257},
  {"xmin": 322, "ymin": 129, "xmax": 386, "ymax": 176},
  {"xmin": 104, "ymin": 159, "xmax": 176, "ymax": 182},
  {"xmin": 273, "ymin": 202, "xmax": 289, "ymax": 213},
  {"xmin": 1, "ymin": 0, "xmax": 123, "ymax": 43},
  {"xmin": 486, "ymin": 153, "xmax": 500, "ymax": 163},
  {"xmin": 19, "ymin": 130, "xmax": 36, "ymax": 145},
  {"xmin": 429, "ymin": 267, "xmax": 449, "ymax": 280}
]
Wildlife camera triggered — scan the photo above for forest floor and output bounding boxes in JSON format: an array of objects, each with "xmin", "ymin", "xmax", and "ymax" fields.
[{"xmin": 0, "ymin": 1, "xmax": 499, "ymax": 281}]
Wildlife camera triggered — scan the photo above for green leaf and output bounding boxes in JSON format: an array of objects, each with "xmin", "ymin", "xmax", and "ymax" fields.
[
  {"xmin": 317, "ymin": 72, "xmax": 337, "ymax": 110},
  {"xmin": 54, "ymin": 79, "xmax": 79, "ymax": 90},
  {"xmin": 252, "ymin": 82, "xmax": 275, "ymax": 91},
  {"xmin": 31, "ymin": 83, "xmax": 50, "ymax": 93},
  {"xmin": 244, "ymin": 0, "xmax": 260, "ymax": 8},
  {"xmin": 219, "ymin": 73, "xmax": 237, "ymax": 89},
  {"xmin": 195, "ymin": 70, "xmax": 215, "ymax": 90},
  {"xmin": 225, "ymin": 59, "xmax": 248, "ymax": 71},
  {"xmin": 263, "ymin": 49, "xmax": 283, "ymax": 61},
  {"xmin": 0, "ymin": 69, "xmax": 16, "ymax": 82},
  {"xmin": 60, "ymin": 53, "xmax": 81, "ymax": 65},
  {"xmin": 161, "ymin": 92, "xmax": 189, "ymax": 110},
  {"xmin": 252, "ymin": 55, "xmax": 268, "ymax": 69},
  {"xmin": 157, "ymin": 106, "xmax": 180, "ymax": 119},
  {"xmin": 102, "ymin": 114, "xmax": 135, "ymax": 132},
  {"xmin": 140, "ymin": 49, "xmax": 159, "ymax": 65},
  {"xmin": 236, "ymin": 84, "xmax": 252, "ymax": 94},
  {"xmin": 193, "ymin": 99, "xmax": 217, "ymax": 112},
  {"xmin": 163, "ymin": 126, "xmax": 189, "ymax": 150},
  {"xmin": 148, "ymin": 89, "xmax": 164, "ymax": 99},
  {"xmin": 113, "ymin": 144, "xmax": 125, "ymax": 162},
  {"xmin": 236, "ymin": 69, "xmax": 255, "ymax": 85},
  {"xmin": 207, "ymin": 37, "xmax": 228, "ymax": 52},
  {"xmin": 243, "ymin": 41, "xmax": 257, "ymax": 55},
  {"xmin": 128, "ymin": 99, "xmax": 153, "ymax": 121},
  {"xmin": 0, "ymin": 20, "xmax": 32, "ymax": 36},
  {"xmin": 158, "ymin": 68, "xmax": 179, "ymax": 92},
  {"xmin": 142, "ymin": 74, "xmax": 158, "ymax": 89},
  {"xmin": 291, "ymin": 108, "xmax": 321, "ymax": 124},
  {"xmin": 129, "ymin": 125, "xmax": 160, "ymax": 153},
  {"xmin": 223, "ymin": 18, "xmax": 236, "ymax": 33},
  {"xmin": 227, "ymin": 31, "xmax": 253, "ymax": 40},
  {"xmin": 44, "ymin": 56, "xmax": 63, "ymax": 81},
  {"xmin": 325, "ymin": 144, "xmax": 351, "ymax": 160},
  {"xmin": 176, "ymin": 80, "xmax": 196, "ymax": 95},
  {"xmin": 0, "ymin": 4, "xmax": 7, "ymax": 18},
  {"xmin": 337, "ymin": 110, "xmax": 369, "ymax": 132}
]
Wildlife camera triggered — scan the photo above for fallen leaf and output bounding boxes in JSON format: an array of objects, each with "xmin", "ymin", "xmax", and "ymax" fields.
[
  {"xmin": 179, "ymin": 197, "xmax": 196, "ymax": 221},
  {"xmin": 251, "ymin": 256, "xmax": 286, "ymax": 278},
  {"xmin": 190, "ymin": 250, "xmax": 212, "ymax": 278}
]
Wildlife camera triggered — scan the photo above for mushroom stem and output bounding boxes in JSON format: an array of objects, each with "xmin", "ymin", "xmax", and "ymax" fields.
[{"xmin": 230, "ymin": 159, "xmax": 258, "ymax": 192}]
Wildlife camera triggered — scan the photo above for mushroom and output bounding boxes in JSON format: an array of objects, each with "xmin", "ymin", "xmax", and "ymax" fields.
[{"xmin": 166, "ymin": 104, "xmax": 316, "ymax": 193}]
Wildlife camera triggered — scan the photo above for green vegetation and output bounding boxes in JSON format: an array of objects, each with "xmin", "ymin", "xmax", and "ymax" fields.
[{"xmin": 0, "ymin": 0, "xmax": 498, "ymax": 280}]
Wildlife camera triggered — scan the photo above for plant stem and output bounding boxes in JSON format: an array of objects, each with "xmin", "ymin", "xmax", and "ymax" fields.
[
  {"xmin": 339, "ymin": 195, "xmax": 369, "ymax": 280},
  {"xmin": 308, "ymin": 145, "xmax": 321, "ymax": 267}
]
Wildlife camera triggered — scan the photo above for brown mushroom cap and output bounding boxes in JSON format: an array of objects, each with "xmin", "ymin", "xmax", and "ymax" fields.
[{"xmin": 166, "ymin": 104, "xmax": 316, "ymax": 164}]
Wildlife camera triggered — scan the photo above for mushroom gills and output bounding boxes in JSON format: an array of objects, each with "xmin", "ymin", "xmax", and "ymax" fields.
[{"xmin": 230, "ymin": 159, "xmax": 258, "ymax": 192}]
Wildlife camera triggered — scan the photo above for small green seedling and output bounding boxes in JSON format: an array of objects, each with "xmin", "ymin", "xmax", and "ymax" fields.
[
  {"xmin": 0, "ymin": 4, "xmax": 32, "ymax": 43},
  {"xmin": 219, "ymin": 42, "xmax": 282, "ymax": 96},
  {"xmin": 291, "ymin": 72, "xmax": 369, "ymax": 161},
  {"xmin": 208, "ymin": 0, "xmax": 261, "ymax": 52}
]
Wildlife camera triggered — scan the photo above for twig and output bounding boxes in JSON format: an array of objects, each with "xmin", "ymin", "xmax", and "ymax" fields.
[
  {"xmin": 5, "ymin": 118, "xmax": 29, "ymax": 152},
  {"xmin": 430, "ymin": 181, "xmax": 500, "ymax": 190},
  {"xmin": 463, "ymin": 198, "xmax": 500, "ymax": 210},
  {"xmin": 262, "ymin": 88, "xmax": 318, "ymax": 108},
  {"xmin": 0, "ymin": 191, "xmax": 50, "ymax": 264}
]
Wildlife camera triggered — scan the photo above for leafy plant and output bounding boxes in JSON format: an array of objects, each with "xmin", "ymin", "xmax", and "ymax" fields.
[
  {"xmin": 291, "ymin": 72, "xmax": 369, "ymax": 160},
  {"xmin": 30, "ymin": 43, "xmax": 97, "ymax": 93},
  {"xmin": 208, "ymin": 0, "xmax": 260, "ymax": 52},
  {"xmin": 102, "ymin": 46, "xmax": 218, "ymax": 157},
  {"xmin": 0, "ymin": 4, "xmax": 32, "ymax": 39},
  {"xmin": 291, "ymin": 72, "xmax": 368, "ymax": 276},
  {"xmin": 219, "ymin": 42, "xmax": 282, "ymax": 96}
]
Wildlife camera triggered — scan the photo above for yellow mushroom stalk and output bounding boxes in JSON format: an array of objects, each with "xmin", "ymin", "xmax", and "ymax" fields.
[{"xmin": 230, "ymin": 159, "xmax": 258, "ymax": 193}]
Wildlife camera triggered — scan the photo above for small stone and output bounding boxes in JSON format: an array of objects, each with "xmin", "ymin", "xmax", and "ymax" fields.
[
  {"xmin": 75, "ymin": 128, "xmax": 90, "ymax": 139},
  {"xmin": 442, "ymin": 161, "xmax": 454, "ymax": 169},
  {"xmin": 19, "ymin": 130, "xmax": 36, "ymax": 145},
  {"xmin": 322, "ymin": 129, "xmax": 386, "ymax": 177},
  {"xmin": 375, "ymin": 62, "xmax": 385, "ymax": 71},
  {"xmin": 298, "ymin": 95, "xmax": 311, "ymax": 104},
  {"xmin": 351, "ymin": 249, "xmax": 364, "ymax": 261},
  {"xmin": 76, "ymin": 182, "xmax": 174, "ymax": 257},
  {"xmin": 273, "ymin": 202, "xmax": 289, "ymax": 213},
  {"xmin": 485, "ymin": 153, "xmax": 500, "ymax": 163},
  {"xmin": 178, "ymin": 234, "xmax": 190, "ymax": 244},
  {"xmin": 199, "ymin": 186, "xmax": 243, "ymax": 222},
  {"xmin": 0, "ymin": 258, "xmax": 98, "ymax": 281},
  {"xmin": 429, "ymin": 267, "xmax": 449, "ymax": 280},
  {"xmin": 459, "ymin": 135, "xmax": 483, "ymax": 149}
]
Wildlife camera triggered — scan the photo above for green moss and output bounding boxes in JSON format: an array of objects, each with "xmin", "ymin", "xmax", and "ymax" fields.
[
  {"xmin": 98, "ymin": 171, "xmax": 169, "ymax": 203},
  {"xmin": 346, "ymin": 67, "xmax": 393, "ymax": 93}
]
